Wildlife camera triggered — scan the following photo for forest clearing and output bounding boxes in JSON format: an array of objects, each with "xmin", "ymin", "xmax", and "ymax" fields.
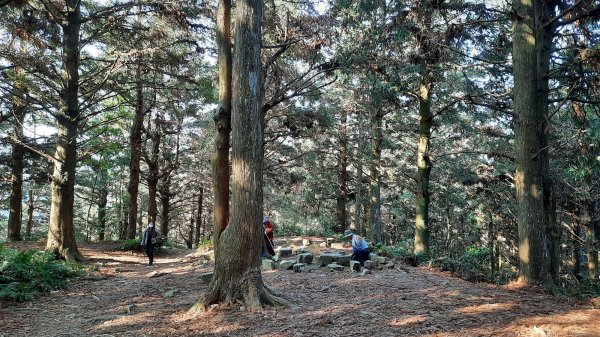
[{"xmin": 1, "ymin": 240, "xmax": 599, "ymax": 337}]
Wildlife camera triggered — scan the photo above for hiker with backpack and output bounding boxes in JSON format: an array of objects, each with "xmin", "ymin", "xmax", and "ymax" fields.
[
  {"xmin": 141, "ymin": 222, "xmax": 160, "ymax": 266},
  {"xmin": 344, "ymin": 229, "xmax": 370, "ymax": 264}
]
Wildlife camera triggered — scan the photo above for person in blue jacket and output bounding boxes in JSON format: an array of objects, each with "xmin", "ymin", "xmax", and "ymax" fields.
[{"xmin": 344, "ymin": 229, "xmax": 370, "ymax": 264}]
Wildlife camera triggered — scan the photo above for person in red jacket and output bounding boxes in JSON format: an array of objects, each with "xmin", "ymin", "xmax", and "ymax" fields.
[{"xmin": 262, "ymin": 213, "xmax": 275, "ymax": 257}]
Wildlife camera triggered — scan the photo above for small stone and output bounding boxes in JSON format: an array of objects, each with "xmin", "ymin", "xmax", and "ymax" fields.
[
  {"xmin": 369, "ymin": 254, "xmax": 388, "ymax": 264},
  {"xmin": 319, "ymin": 242, "xmax": 327, "ymax": 247},
  {"xmin": 360, "ymin": 268, "xmax": 371, "ymax": 276},
  {"xmin": 240, "ymin": 306, "xmax": 246, "ymax": 311},
  {"xmin": 293, "ymin": 263, "xmax": 305, "ymax": 272},
  {"xmin": 127, "ymin": 304, "xmax": 137, "ymax": 314},
  {"xmin": 334, "ymin": 255, "xmax": 352, "ymax": 266},
  {"xmin": 146, "ymin": 271, "xmax": 167, "ymax": 278},
  {"xmin": 302, "ymin": 239, "xmax": 311, "ymax": 246},
  {"xmin": 326, "ymin": 238, "xmax": 334, "ymax": 247},
  {"xmin": 364, "ymin": 260, "xmax": 378, "ymax": 270},
  {"xmin": 331, "ymin": 243, "xmax": 346, "ymax": 250},
  {"xmin": 200, "ymin": 272, "xmax": 213, "ymax": 283},
  {"xmin": 386, "ymin": 262, "xmax": 395, "ymax": 269},
  {"xmin": 279, "ymin": 260, "xmax": 296, "ymax": 270},
  {"xmin": 262, "ymin": 259, "xmax": 277, "ymax": 270},
  {"xmin": 297, "ymin": 253, "xmax": 314, "ymax": 264},
  {"xmin": 350, "ymin": 261, "xmax": 361, "ymax": 272},
  {"xmin": 272, "ymin": 253, "xmax": 280, "ymax": 262},
  {"xmin": 163, "ymin": 288, "xmax": 180, "ymax": 299},
  {"xmin": 293, "ymin": 246, "xmax": 308, "ymax": 254}
]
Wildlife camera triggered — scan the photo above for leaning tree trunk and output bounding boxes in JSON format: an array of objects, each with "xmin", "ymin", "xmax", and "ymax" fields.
[
  {"xmin": 212, "ymin": 0, "xmax": 233, "ymax": 257},
  {"xmin": 7, "ymin": 85, "xmax": 26, "ymax": 242},
  {"xmin": 191, "ymin": 0, "xmax": 288, "ymax": 312},
  {"xmin": 46, "ymin": 1, "xmax": 84, "ymax": 262},
  {"xmin": 414, "ymin": 76, "xmax": 433, "ymax": 255},
  {"xmin": 127, "ymin": 64, "xmax": 145, "ymax": 239},
  {"xmin": 369, "ymin": 109, "xmax": 383, "ymax": 244},
  {"xmin": 335, "ymin": 108, "xmax": 348, "ymax": 233}
]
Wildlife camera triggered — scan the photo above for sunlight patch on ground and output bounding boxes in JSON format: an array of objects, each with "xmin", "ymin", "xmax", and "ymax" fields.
[
  {"xmin": 456, "ymin": 302, "xmax": 515, "ymax": 314},
  {"xmin": 389, "ymin": 314, "xmax": 429, "ymax": 326}
]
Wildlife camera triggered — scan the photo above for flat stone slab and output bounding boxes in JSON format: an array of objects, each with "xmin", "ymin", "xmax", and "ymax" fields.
[
  {"xmin": 279, "ymin": 259, "xmax": 296, "ymax": 270},
  {"xmin": 314, "ymin": 254, "xmax": 335, "ymax": 266},
  {"xmin": 277, "ymin": 247, "xmax": 293, "ymax": 257},
  {"xmin": 334, "ymin": 255, "xmax": 352, "ymax": 266},
  {"xmin": 297, "ymin": 253, "xmax": 314, "ymax": 264},
  {"xmin": 360, "ymin": 268, "xmax": 371, "ymax": 276},
  {"xmin": 326, "ymin": 263, "xmax": 344, "ymax": 271},
  {"xmin": 350, "ymin": 260, "xmax": 361, "ymax": 272},
  {"xmin": 293, "ymin": 246, "xmax": 309, "ymax": 254},
  {"xmin": 293, "ymin": 263, "xmax": 305, "ymax": 272},
  {"xmin": 369, "ymin": 254, "xmax": 388, "ymax": 264},
  {"xmin": 331, "ymin": 243, "xmax": 347, "ymax": 250}
]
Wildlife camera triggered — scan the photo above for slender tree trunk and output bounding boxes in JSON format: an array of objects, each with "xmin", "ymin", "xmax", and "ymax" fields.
[
  {"xmin": 445, "ymin": 206, "xmax": 451, "ymax": 256},
  {"xmin": 159, "ymin": 177, "xmax": 171, "ymax": 238},
  {"xmin": 26, "ymin": 182, "xmax": 34, "ymax": 239},
  {"xmin": 97, "ymin": 181, "xmax": 108, "ymax": 241},
  {"xmin": 414, "ymin": 78, "xmax": 432, "ymax": 255},
  {"xmin": 369, "ymin": 109, "xmax": 383, "ymax": 244},
  {"xmin": 512, "ymin": 0, "xmax": 555, "ymax": 285},
  {"xmin": 186, "ymin": 215, "xmax": 194, "ymax": 249},
  {"xmin": 194, "ymin": 187, "xmax": 204, "ymax": 248},
  {"xmin": 46, "ymin": 1, "xmax": 84, "ymax": 262},
  {"xmin": 7, "ymin": 88, "xmax": 26, "ymax": 242},
  {"xmin": 582, "ymin": 204, "xmax": 597, "ymax": 279},
  {"xmin": 354, "ymin": 111, "xmax": 364, "ymax": 235},
  {"xmin": 335, "ymin": 109, "xmax": 348, "ymax": 233},
  {"xmin": 146, "ymin": 116, "xmax": 161, "ymax": 226},
  {"xmin": 192, "ymin": 0, "xmax": 288, "ymax": 312},
  {"xmin": 212, "ymin": 0, "xmax": 233, "ymax": 256},
  {"xmin": 127, "ymin": 64, "xmax": 145, "ymax": 239},
  {"xmin": 489, "ymin": 218, "xmax": 496, "ymax": 276}
]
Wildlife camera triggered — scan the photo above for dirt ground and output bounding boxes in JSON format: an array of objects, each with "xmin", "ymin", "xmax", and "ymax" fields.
[{"xmin": 1, "ymin": 240, "xmax": 599, "ymax": 337}]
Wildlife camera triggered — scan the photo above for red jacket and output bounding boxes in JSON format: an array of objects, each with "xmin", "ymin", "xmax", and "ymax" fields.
[{"xmin": 264, "ymin": 218, "xmax": 274, "ymax": 241}]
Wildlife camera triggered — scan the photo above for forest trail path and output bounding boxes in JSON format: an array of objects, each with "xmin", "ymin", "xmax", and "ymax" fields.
[{"xmin": 1, "ymin": 242, "xmax": 599, "ymax": 337}]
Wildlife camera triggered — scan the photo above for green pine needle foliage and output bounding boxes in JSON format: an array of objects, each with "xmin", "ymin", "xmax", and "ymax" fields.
[{"xmin": 0, "ymin": 245, "xmax": 82, "ymax": 302}]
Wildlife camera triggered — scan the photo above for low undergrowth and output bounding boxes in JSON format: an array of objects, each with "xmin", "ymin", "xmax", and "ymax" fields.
[{"xmin": 0, "ymin": 244, "xmax": 82, "ymax": 302}]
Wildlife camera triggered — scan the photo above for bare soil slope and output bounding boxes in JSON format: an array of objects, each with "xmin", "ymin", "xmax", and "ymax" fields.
[{"xmin": 1, "ymin": 241, "xmax": 598, "ymax": 337}]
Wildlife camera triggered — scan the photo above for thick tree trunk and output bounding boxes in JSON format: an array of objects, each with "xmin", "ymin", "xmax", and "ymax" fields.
[
  {"xmin": 512, "ymin": 0, "xmax": 555, "ymax": 285},
  {"xmin": 127, "ymin": 65, "xmax": 145, "ymax": 239},
  {"xmin": 414, "ymin": 78, "xmax": 432, "ymax": 255},
  {"xmin": 582, "ymin": 204, "xmax": 597, "ymax": 279},
  {"xmin": 194, "ymin": 187, "xmax": 204, "ymax": 248},
  {"xmin": 212, "ymin": 0, "xmax": 233, "ymax": 256},
  {"xmin": 46, "ymin": 1, "xmax": 84, "ymax": 262},
  {"xmin": 369, "ymin": 109, "xmax": 383, "ymax": 244},
  {"xmin": 7, "ymin": 91, "xmax": 26, "ymax": 242},
  {"xmin": 191, "ymin": 0, "xmax": 288, "ymax": 312},
  {"xmin": 335, "ymin": 109, "xmax": 348, "ymax": 233},
  {"xmin": 146, "ymin": 116, "xmax": 161, "ymax": 226}
]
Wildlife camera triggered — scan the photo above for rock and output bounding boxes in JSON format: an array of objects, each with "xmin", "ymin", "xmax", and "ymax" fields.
[
  {"xmin": 363, "ymin": 260, "xmax": 378, "ymax": 270},
  {"xmin": 279, "ymin": 259, "xmax": 296, "ymax": 270},
  {"xmin": 360, "ymin": 268, "xmax": 371, "ymax": 276},
  {"xmin": 326, "ymin": 263, "xmax": 344, "ymax": 271},
  {"xmin": 262, "ymin": 259, "xmax": 277, "ymax": 270},
  {"xmin": 297, "ymin": 253, "xmax": 314, "ymax": 264},
  {"xmin": 272, "ymin": 253, "xmax": 280, "ymax": 262},
  {"xmin": 331, "ymin": 243, "xmax": 346, "ymax": 250},
  {"xmin": 319, "ymin": 242, "xmax": 327, "ymax": 248},
  {"xmin": 334, "ymin": 254, "xmax": 352, "ymax": 266},
  {"xmin": 386, "ymin": 262, "xmax": 396, "ymax": 269},
  {"xmin": 293, "ymin": 246, "xmax": 309, "ymax": 254},
  {"xmin": 290, "ymin": 238, "xmax": 303, "ymax": 246},
  {"xmin": 314, "ymin": 254, "xmax": 334, "ymax": 266},
  {"xmin": 293, "ymin": 263, "xmax": 305, "ymax": 272},
  {"xmin": 326, "ymin": 238, "xmax": 334, "ymax": 248},
  {"xmin": 531, "ymin": 326, "xmax": 547, "ymax": 337},
  {"xmin": 350, "ymin": 261, "xmax": 361, "ymax": 272},
  {"xmin": 302, "ymin": 239, "xmax": 311, "ymax": 246},
  {"xmin": 200, "ymin": 272, "xmax": 213, "ymax": 283},
  {"xmin": 369, "ymin": 254, "xmax": 388, "ymax": 264},
  {"xmin": 163, "ymin": 288, "xmax": 180, "ymax": 299},
  {"xmin": 87, "ymin": 315, "xmax": 122, "ymax": 324},
  {"xmin": 278, "ymin": 247, "xmax": 293, "ymax": 257}
]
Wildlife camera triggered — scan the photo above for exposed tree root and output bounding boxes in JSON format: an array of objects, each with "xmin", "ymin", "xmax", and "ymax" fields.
[{"xmin": 188, "ymin": 284, "xmax": 293, "ymax": 315}]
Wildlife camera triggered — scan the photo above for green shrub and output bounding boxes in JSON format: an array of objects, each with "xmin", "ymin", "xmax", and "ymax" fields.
[
  {"xmin": 566, "ymin": 279, "xmax": 600, "ymax": 300},
  {"xmin": 114, "ymin": 239, "xmax": 144, "ymax": 252},
  {"xmin": 0, "ymin": 245, "xmax": 82, "ymax": 302}
]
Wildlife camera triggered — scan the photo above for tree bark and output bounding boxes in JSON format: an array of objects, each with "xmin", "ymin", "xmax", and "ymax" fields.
[
  {"xmin": 97, "ymin": 180, "xmax": 108, "ymax": 241},
  {"xmin": 194, "ymin": 187, "xmax": 204, "ymax": 248},
  {"xmin": 26, "ymin": 182, "xmax": 34, "ymax": 239},
  {"xmin": 127, "ymin": 64, "xmax": 145, "ymax": 239},
  {"xmin": 7, "ymin": 81, "xmax": 26, "ymax": 242},
  {"xmin": 212, "ymin": 0, "xmax": 233, "ymax": 257},
  {"xmin": 354, "ymin": 110, "xmax": 364, "ymax": 235},
  {"xmin": 145, "ymin": 115, "xmax": 161, "ymax": 226},
  {"xmin": 512, "ymin": 0, "xmax": 556, "ymax": 286},
  {"xmin": 414, "ymin": 76, "xmax": 432, "ymax": 255},
  {"xmin": 191, "ymin": 0, "xmax": 288, "ymax": 312},
  {"xmin": 335, "ymin": 109, "xmax": 348, "ymax": 233},
  {"xmin": 159, "ymin": 176, "xmax": 171, "ymax": 238},
  {"xmin": 369, "ymin": 109, "xmax": 383, "ymax": 244},
  {"xmin": 46, "ymin": 1, "xmax": 84, "ymax": 262}
]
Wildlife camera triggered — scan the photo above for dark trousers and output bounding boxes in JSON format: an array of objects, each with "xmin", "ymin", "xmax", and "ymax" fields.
[
  {"xmin": 145, "ymin": 244, "xmax": 155, "ymax": 265},
  {"xmin": 352, "ymin": 248, "xmax": 370, "ymax": 264}
]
